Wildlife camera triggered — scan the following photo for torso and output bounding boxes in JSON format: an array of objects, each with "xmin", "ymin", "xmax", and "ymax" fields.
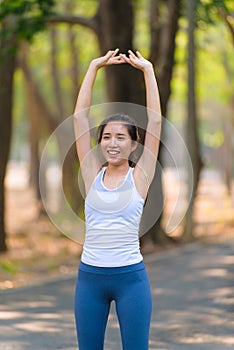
[
  {"xmin": 82, "ymin": 166, "xmax": 145, "ymax": 267},
  {"xmin": 101, "ymin": 164, "xmax": 149, "ymax": 200}
]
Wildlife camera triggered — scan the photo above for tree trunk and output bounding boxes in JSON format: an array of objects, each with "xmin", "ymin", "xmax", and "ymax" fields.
[
  {"xmin": 50, "ymin": 27, "xmax": 65, "ymax": 119},
  {"xmin": 220, "ymin": 46, "xmax": 234, "ymax": 195},
  {"xmin": 221, "ymin": 117, "xmax": 233, "ymax": 195},
  {"xmin": 20, "ymin": 34, "xmax": 81, "ymax": 215},
  {"xmin": 150, "ymin": 0, "xmax": 181, "ymax": 116},
  {"xmin": 19, "ymin": 45, "xmax": 56, "ymax": 214},
  {"xmin": 144, "ymin": 0, "xmax": 182, "ymax": 244},
  {"xmin": 95, "ymin": 0, "xmax": 145, "ymax": 104},
  {"xmin": 182, "ymin": 0, "xmax": 202, "ymax": 241},
  {"xmin": 67, "ymin": 26, "xmax": 80, "ymax": 105},
  {"xmin": 49, "ymin": 25, "xmax": 81, "ymax": 213},
  {"xmin": 0, "ymin": 20, "xmax": 17, "ymax": 252}
]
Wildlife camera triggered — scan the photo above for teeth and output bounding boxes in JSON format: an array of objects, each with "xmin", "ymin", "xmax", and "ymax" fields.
[{"xmin": 108, "ymin": 151, "xmax": 119, "ymax": 155}]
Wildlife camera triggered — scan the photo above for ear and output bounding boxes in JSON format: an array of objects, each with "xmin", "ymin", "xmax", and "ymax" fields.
[{"xmin": 131, "ymin": 141, "xmax": 138, "ymax": 152}]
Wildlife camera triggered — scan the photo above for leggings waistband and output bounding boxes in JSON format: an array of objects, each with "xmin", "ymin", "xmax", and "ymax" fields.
[{"xmin": 79, "ymin": 260, "xmax": 145, "ymax": 275}]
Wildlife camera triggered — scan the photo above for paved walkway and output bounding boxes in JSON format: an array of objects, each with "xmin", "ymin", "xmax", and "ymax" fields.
[{"xmin": 0, "ymin": 240, "xmax": 234, "ymax": 350}]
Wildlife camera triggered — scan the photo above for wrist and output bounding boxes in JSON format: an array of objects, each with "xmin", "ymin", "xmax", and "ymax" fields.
[
  {"xmin": 143, "ymin": 63, "xmax": 154, "ymax": 74},
  {"xmin": 89, "ymin": 60, "xmax": 100, "ymax": 72}
]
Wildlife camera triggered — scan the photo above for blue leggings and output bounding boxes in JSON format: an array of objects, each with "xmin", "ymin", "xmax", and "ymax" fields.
[{"xmin": 74, "ymin": 261, "xmax": 152, "ymax": 350}]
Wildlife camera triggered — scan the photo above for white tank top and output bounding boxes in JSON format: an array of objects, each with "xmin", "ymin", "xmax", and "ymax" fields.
[{"xmin": 81, "ymin": 167, "xmax": 144, "ymax": 267}]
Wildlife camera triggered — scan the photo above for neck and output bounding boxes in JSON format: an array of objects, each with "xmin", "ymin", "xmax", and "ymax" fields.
[{"xmin": 105, "ymin": 163, "xmax": 130, "ymax": 177}]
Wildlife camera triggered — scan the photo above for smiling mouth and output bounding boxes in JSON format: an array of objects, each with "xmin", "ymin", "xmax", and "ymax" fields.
[{"xmin": 107, "ymin": 150, "xmax": 120, "ymax": 155}]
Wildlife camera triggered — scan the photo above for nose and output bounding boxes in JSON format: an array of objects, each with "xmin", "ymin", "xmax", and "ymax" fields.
[{"xmin": 110, "ymin": 137, "xmax": 117, "ymax": 147}]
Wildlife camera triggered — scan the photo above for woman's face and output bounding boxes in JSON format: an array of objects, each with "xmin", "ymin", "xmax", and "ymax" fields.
[{"xmin": 100, "ymin": 122, "xmax": 137, "ymax": 165}]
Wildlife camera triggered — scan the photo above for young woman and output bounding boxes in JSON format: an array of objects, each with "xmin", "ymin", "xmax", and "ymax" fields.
[{"xmin": 73, "ymin": 49, "xmax": 161, "ymax": 350}]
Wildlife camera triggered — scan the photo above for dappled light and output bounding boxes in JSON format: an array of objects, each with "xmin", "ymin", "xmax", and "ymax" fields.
[
  {"xmin": 0, "ymin": 281, "xmax": 77, "ymax": 349},
  {"xmin": 144, "ymin": 240, "xmax": 234, "ymax": 349},
  {"xmin": 177, "ymin": 334, "xmax": 234, "ymax": 345}
]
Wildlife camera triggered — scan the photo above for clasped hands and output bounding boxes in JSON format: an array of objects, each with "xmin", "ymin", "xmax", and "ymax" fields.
[{"xmin": 91, "ymin": 49, "xmax": 153, "ymax": 72}]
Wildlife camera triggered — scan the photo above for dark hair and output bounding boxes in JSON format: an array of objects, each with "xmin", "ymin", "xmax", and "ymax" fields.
[
  {"xmin": 97, "ymin": 114, "xmax": 139, "ymax": 143},
  {"xmin": 97, "ymin": 114, "xmax": 140, "ymax": 167}
]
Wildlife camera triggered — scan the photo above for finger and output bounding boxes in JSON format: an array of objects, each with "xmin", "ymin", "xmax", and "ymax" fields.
[
  {"xmin": 111, "ymin": 55, "xmax": 124, "ymax": 61},
  {"xmin": 104, "ymin": 50, "xmax": 115, "ymax": 59},
  {"xmin": 105, "ymin": 48, "xmax": 118, "ymax": 56},
  {"xmin": 111, "ymin": 60, "xmax": 126, "ymax": 64},
  {"xmin": 128, "ymin": 54, "xmax": 137, "ymax": 65},
  {"xmin": 107, "ymin": 56, "xmax": 126, "ymax": 65},
  {"xmin": 112, "ymin": 48, "xmax": 120, "ymax": 57},
  {"xmin": 128, "ymin": 49, "xmax": 137, "ymax": 59},
  {"xmin": 120, "ymin": 53, "xmax": 130, "ymax": 63},
  {"xmin": 136, "ymin": 50, "xmax": 143, "ymax": 58}
]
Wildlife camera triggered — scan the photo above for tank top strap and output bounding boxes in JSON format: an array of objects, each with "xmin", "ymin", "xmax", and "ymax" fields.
[{"xmin": 97, "ymin": 166, "xmax": 134, "ymax": 191}]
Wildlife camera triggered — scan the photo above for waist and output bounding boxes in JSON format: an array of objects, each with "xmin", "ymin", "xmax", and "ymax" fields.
[
  {"xmin": 82, "ymin": 227, "xmax": 142, "ymax": 267},
  {"xmin": 81, "ymin": 241, "xmax": 143, "ymax": 267},
  {"xmin": 79, "ymin": 261, "xmax": 145, "ymax": 274}
]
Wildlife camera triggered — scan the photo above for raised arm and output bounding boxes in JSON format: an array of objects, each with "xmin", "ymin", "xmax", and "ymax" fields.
[
  {"xmin": 73, "ymin": 49, "xmax": 124, "ymax": 192},
  {"xmin": 120, "ymin": 50, "xmax": 162, "ymax": 199}
]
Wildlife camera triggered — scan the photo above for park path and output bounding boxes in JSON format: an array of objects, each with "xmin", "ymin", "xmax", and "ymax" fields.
[{"xmin": 0, "ymin": 239, "xmax": 234, "ymax": 350}]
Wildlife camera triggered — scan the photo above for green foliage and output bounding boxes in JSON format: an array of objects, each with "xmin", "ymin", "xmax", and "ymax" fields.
[
  {"xmin": 196, "ymin": 0, "xmax": 232, "ymax": 25},
  {"xmin": 170, "ymin": 0, "xmax": 233, "ymax": 132},
  {"xmin": 0, "ymin": 0, "xmax": 55, "ymax": 42},
  {"xmin": 0, "ymin": 260, "xmax": 19, "ymax": 274}
]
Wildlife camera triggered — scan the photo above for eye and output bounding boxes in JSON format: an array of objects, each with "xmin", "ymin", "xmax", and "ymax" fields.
[{"xmin": 102, "ymin": 135, "xmax": 110, "ymax": 140}]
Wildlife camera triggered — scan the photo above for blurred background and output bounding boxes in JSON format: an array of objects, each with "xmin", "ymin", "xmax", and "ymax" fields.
[{"xmin": 0, "ymin": 0, "xmax": 233, "ymax": 289}]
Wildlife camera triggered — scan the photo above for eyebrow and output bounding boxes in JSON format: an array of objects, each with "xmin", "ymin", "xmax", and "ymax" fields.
[{"xmin": 103, "ymin": 132, "xmax": 127, "ymax": 136}]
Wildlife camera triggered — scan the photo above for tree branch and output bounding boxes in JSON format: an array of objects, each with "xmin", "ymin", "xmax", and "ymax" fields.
[
  {"xmin": 46, "ymin": 14, "xmax": 98, "ymax": 32},
  {"xmin": 218, "ymin": 9, "xmax": 234, "ymax": 46}
]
